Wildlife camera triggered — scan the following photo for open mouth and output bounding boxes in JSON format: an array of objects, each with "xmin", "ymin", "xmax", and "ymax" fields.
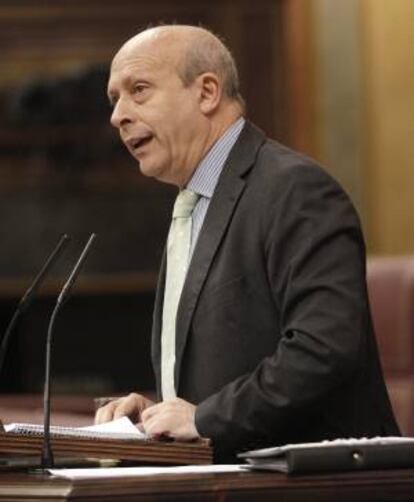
[{"xmin": 131, "ymin": 135, "xmax": 153, "ymax": 151}]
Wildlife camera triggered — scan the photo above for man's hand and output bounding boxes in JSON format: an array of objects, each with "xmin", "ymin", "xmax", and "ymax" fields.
[
  {"xmin": 141, "ymin": 398, "xmax": 200, "ymax": 441},
  {"xmin": 94, "ymin": 392, "xmax": 154, "ymax": 425}
]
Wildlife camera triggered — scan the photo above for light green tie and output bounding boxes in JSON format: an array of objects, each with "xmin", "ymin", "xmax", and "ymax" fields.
[{"xmin": 161, "ymin": 189, "xmax": 199, "ymax": 400}]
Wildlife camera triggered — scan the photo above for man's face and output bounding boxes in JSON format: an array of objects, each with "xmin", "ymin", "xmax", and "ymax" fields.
[{"xmin": 107, "ymin": 39, "xmax": 206, "ymax": 186}]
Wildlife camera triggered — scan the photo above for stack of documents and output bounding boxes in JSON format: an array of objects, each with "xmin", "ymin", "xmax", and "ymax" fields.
[{"xmin": 3, "ymin": 416, "xmax": 146, "ymax": 441}]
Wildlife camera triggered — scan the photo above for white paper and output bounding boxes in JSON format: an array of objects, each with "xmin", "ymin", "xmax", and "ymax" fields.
[
  {"xmin": 50, "ymin": 464, "xmax": 247, "ymax": 479},
  {"xmin": 4, "ymin": 416, "xmax": 146, "ymax": 440},
  {"xmin": 80, "ymin": 416, "xmax": 145, "ymax": 437}
]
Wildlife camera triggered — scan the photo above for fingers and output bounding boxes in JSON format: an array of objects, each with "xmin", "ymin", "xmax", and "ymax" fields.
[
  {"xmin": 141, "ymin": 398, "xmax": 199, "ymax": 440},
  {"xmin": 95, "ymin": 399, "xmax": 119, "ymax": 424},
  {"xmin": 94, "ymin": 393, "xmax": 154, "ymax": 425},
  {"xmin": 143, "ymin": 415, "xmax": 171, "ymax": 439},
  {"xmin": 95, "ymin": 395, "xmax": 200, "ymax": 442},
  {"xmin": 141, "ymin": 401, "xmax": 163, "ymax": 422},
  {"xmin": 111, "ymin": 393, "xmax": 143, "ymax": 421},
  {"xmin": 141, "ymin": 402, "xmax": 170, "ymax": 438}
]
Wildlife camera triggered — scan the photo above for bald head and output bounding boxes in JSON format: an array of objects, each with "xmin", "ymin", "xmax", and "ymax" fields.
[
  {"xmin": 113, "ymin": 25, "xmax": 244, "ymax": 109},
  {"xmin": 108, "ymin": 25, "xmax": 244, "ymax": 186}
]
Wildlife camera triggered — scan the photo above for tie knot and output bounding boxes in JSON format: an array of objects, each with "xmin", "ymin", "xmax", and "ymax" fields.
[{"xmin": 172, "ymin": 189, "xmax": 199, "ymax": 218}]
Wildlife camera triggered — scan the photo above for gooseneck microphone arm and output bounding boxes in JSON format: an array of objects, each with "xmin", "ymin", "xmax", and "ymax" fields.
[
  {"xmin": 41, "ymin": 233, "xmax": 97, "ymax": 469},
  {"xmin": 0, "ymin": 234, "xmax": 70, "ymax": 377}
]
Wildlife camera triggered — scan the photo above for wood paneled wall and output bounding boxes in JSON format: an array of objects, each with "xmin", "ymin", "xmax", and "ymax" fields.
[
  {"xmin": 290, "ymin": 0, "xmax": 414, "ymax": 254},
  {"xmin": 0, "ymin": 0, "xmax": 291, "ymax": 280},
  {"xmin": 361, "ymin": 0, "xmax": 414, "ymax": 254},
  {"xmin": 0, "ymin": 0, "xmax": 289, "ymax": 139},
  {"xmin": 0, "ymin": 0, "xmax": 297, "ymax": 394}
]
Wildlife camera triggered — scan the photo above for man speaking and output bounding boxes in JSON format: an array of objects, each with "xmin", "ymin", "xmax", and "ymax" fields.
[{"xmin": 96, "ymin": 24, "xmax": 399, "ymax": 461}]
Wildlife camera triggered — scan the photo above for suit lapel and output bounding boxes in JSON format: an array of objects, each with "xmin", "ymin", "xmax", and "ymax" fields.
[{"xmin": 174, "ymin": 122, "xmax": 266, "ymax": 390}]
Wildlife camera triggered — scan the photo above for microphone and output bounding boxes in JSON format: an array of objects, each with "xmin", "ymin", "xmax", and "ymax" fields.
[
  {"xmin": 0, "ymin": 234, "xmax": 70, "ymax": 377},
  {"xmin": 41, "ymin": 233, "xmax": 97, "ymax": 469}
]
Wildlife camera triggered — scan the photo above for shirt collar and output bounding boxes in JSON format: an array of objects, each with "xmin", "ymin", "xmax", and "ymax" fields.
[{"xmin": 186, "ymin": 117, "xmax": 245, "ymax": 198}]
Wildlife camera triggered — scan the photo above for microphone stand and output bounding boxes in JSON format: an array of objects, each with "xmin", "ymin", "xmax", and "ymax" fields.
[
  {"xmin": 41, "ymin": 233, "xmax": 97, "ymax": 470},
  {"xmin": 0, "ymin": 234, "xmax": 70, "ymax": 377}
]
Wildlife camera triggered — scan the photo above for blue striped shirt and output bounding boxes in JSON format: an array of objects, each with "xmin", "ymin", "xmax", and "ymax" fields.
[{"xmin": 186, "ymin": 117, "xmax": 245, "ymax": 258}]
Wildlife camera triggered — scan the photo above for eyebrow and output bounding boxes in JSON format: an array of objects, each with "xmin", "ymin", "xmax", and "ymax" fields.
[
  {"xmin": 106, "ymin": 88, "xmax": 117, "ymax": 105},
  {"xmin": 106, "ymin": 73, "xmax": 134, "ymax": 98}
]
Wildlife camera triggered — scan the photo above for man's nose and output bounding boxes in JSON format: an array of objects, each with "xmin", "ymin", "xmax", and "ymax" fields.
[{"xmin": 110, "ymin": 97, "xmax": 132, "ymax": 129}]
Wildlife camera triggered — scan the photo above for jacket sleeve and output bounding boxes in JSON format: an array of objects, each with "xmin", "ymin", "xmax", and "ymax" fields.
[{"xmin": 195, "ymin": 161, "xmax": 371, "ymax": 450}]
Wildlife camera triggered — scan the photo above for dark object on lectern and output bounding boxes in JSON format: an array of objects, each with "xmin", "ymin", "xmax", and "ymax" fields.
[
  {"xmin": 0, "ymin": 234, "xmax": 70, "ymax": 377},
  {"xmin": 240, "ymin": 439, "xmax": 414, "ymax": 475}
]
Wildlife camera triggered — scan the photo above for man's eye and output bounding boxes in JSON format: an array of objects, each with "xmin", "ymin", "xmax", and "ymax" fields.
[
  {"xmin": 109, "ymin": 97, "xmax": 118, "ymax": 108},
  {"xmin": 134, "ymin": 84, "xmax": 147, "ymax": 94}
]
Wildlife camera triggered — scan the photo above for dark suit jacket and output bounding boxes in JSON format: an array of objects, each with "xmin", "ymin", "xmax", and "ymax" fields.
[{"xmin": 151, "ymin": 121, "xmax": 399, "ymax": 461}]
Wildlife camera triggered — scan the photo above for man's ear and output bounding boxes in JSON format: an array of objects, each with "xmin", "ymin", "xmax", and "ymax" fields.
[{"xmin": 197, "ymin": 73, "xmax": 221, "ymax": 115}]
